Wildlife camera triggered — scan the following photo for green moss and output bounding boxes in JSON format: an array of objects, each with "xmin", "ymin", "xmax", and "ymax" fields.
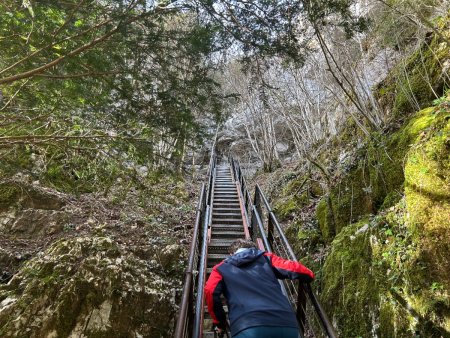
[
  {"xmin": 273, "ymin": 198, "xmax": 296, "ymax": 220},
  {"xmin": 321, "ymin": 219, "xmax": 379, "ymax": 336},
  {"xmin": 273, "ymin": 174, "xmax": 311, "ymax": 220},
  {"xmin": 316, "ymin": 198, "xmax": 335, "ymax": 241},
  {"xmin": 404, "ymin": 107, "xmax": 450, "ymax": 287},
  {"xmin": 372, "ymin": 194, "xmax": 450, "ymax": 336},
  {"xmin": 0, "ymin": 182, "xmax": 20, "ymax": 210},
  {"xmin": 317, "ymin": 107, "xmax": 438, "ymax": 242},
  {"xmin": 286, "ymin": 221, "xmax": 323, "ymax": 259},
  {"xmin": 380, "ymin": 191, "xmax": 402, "ymax": 210},
  {"xmin": 379, "ymin": 300, "xmax": 396, "ymax": 337},
  {"xmin": 376, "ymin": 16, "xmax": 450, "ymax": 118},
  {"xmin": 274, "ymin": 194, "xmax": 308, "ymax": 220},
  {"xmin": 378, "ymin": 293, "xmax": 418, "ymax": 338}
]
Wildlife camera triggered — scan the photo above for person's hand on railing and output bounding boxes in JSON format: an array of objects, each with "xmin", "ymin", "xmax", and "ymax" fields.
[{"xmin": 212, "ymin": 322, "xmax": 226, "ymax": 335}]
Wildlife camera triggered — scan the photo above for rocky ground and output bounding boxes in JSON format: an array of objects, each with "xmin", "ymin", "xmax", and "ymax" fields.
[{"xmin": 0, "ymin": 170, "xmax": 200, "ymax": 337}]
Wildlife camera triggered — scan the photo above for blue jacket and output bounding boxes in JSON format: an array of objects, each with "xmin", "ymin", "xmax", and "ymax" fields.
[{"xmin": 204, "ymin": 248, "xmax": 314, "ymax": 336}]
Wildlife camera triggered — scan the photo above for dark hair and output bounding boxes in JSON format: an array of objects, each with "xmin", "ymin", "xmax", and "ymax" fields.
[{"xmin": 228, "ymin": 239, "xmax": 257, "ymax": 254}]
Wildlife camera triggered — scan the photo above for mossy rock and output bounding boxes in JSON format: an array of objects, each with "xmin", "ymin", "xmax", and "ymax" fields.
[
  {"xmin": 316, "ymin": 107, "xmax": 438, "ymax": 241},
  {"xmin": 376, "ymin": 15, "xmax": 450, "ymax": 118},
  {"xmin": 273, "ymin": 193, "xmax": 309, "ymax": 220},
  {"xmin": 0, "ymin": 180, "xmax": 65, "ymax": 212},
  {"xmin": 404, "ymin": 107, "xmax": 450, "ymax": 286},
  {"xmin": 372, "ymin": 196, "xmax": 450, "ymax": 337},
  {"xmin": 321, "ymin": 219, "xmax": 379, "ymax": 336},
  {"xmin": 380, "ymin": 190, "xmax": 403, "ymax": 210},
  {"xmin": 0, "ymin": 183, "xmax": 20, "ymax": 211},
  {"xmin": 273, "ymin": 174, "xmax": 311, "ymax": 220},
  {"xmin": 316, "ymin": 198, "xmax": 335, "ymax": 241},
  {"xmin": 285, "ymin": 221, "xmax": 323, "ymax": 259},
  {"xmin": 0, "ymin": 236, "xmax": 179, "ymax": 337}
]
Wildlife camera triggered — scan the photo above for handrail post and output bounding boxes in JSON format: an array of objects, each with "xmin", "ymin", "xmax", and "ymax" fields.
[
  {"xmin": 253, "ymin": 187, "xmax": 262, "ymax": 221},
  {"xmin": 296, "ymin": 284, "xmax": 307, "ymax": 335},
  {"xmin": 304, "ymin": 283, "xmax": 338, "ymax": 338},
  {"xmin": 267, "ymin": 214, "xmax": 274, "ymax": 249}
]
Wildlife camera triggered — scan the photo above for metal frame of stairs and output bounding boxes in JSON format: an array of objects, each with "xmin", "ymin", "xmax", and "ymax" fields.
[{"xmin": 175, "ymin": 148, "xmax": 337, "ymax": 338}]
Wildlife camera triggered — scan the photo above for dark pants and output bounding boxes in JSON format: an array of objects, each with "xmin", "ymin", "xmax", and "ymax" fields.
[{"xmin": 233, "ymin": 326, "xmax": 299, "ymax": 338}]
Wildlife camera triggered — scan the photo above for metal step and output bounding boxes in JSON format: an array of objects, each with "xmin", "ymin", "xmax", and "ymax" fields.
[
  {"xmin": 211, "ymin": 231, "xmax": 245, "ymax": 239},
  {"xmin": 212, "ymin": 218, "xmax": 243, "ymax": 225},
  {"xmin": 212, "ymin": 213, "xmax": 242, "ymax": 219},
  {"xmin": 213, "ymin": 201, "xmax": 240, "ymax": 206},
  {"xmin": 213, "ymin": 196, "xmax": 239, "ymax": 200},
  {"xmin": 211, "ymin": 224, "xmax": 244, "ymax": 231},
  {"xmin": 213, "ymin": 202, "xmax": 241, "ymax": 207},
  {"xmin": 212, "ymin": 208, "xmax": 241, "ymax": 213},
  {"xmin": 207, "ymin": 253, "xmax": 228, "ymax": 266},
  {"xmin": 209, "ymin": 239, "xmax": 236, "ymax": 247},
  {"xmin": 200, "ymin": 165, "xmax": 244, "ymax": 337}
]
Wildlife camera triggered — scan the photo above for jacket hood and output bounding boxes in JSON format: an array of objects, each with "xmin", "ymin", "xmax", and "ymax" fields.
[{"xmin": 225, "ymin": 248, "xmax": 264, "ymax": 267}]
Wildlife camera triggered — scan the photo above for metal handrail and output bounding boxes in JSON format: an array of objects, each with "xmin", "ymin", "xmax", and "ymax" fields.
[
  {"xmin": 175, "ymin": 130, "xmax": 218, "ymax": 338},
  {"xmin": 255, "ymin": 184, "xmax": 296, "ymax": 260},
  {"xmin": 176, "ymin": 149, "xmax": 336, "ymax": 338},
  {"xmin": 193, "ymin": 204, "xmax": 211, "ymax": 337},
  {"xmin": 193, "ymin": 154, "xmax": 216, "ymax": 337},
  {"xmin": 174, "ymin": 184, "xmax": 206, "ymax": 338},
  {"xmin": 231, "ymin": 158, "xmax": 338, "ymax": 338}
]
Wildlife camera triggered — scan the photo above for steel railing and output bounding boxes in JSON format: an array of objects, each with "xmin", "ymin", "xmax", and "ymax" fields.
[
  {"xmin": 175, "ymin": 149, "xmax": 337, "ymax": 338},
  {"xmin": 175, "ymin": 136, "xmax": 217, "ymax": 338},
  {"xmin": 230, "ymin": 158, "xmax": 337, "ymax": 338}
]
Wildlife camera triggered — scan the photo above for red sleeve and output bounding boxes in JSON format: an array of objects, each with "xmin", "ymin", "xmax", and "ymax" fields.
[
  {"xmin": 204, "ymin": 262, "xmax": 226, "ymax": 325},
  {"xmin": 264, "ymin": 252, "xmax": 314, "ymax": 282}
]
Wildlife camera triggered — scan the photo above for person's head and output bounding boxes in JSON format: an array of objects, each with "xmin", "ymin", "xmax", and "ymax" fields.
[{"xmin": 228, "ymin": 239, "xmax": 257, "ymax": 254}]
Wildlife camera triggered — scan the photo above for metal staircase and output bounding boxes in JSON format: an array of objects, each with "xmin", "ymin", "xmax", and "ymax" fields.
[
  {"xmin": 174, "ymin": 146, "xmax": 337, "ymax": 338},
  {"xmin": 203, "ymin": 164, "xmax": 250, "ymax": 337},
  {"xmin": 207, "ymin": 165, "xmax": 248, "ymax": 275}
]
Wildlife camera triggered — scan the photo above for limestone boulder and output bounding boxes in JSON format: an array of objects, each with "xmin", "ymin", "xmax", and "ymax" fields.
[{"xmin": 0, "ymin": 236, "xmax": 180, "ymax": 338}]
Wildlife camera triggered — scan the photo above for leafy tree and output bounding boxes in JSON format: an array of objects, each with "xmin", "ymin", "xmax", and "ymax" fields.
[
  {"xmin": 191, "ymin": 0, "xmax": 368, "ymax": 65},
  {"xmin": 0, "ymin": 0, "xmax": 224, "ymax": 191}
]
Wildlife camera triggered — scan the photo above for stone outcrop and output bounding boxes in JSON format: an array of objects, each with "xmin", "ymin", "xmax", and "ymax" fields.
[{"xmin": 0, "ymin": 236, "xmax": 183, "ymax": 338}]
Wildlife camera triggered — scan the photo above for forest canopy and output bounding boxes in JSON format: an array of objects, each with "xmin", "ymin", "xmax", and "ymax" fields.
[{"xmin": 0, "ymin": 0, "xmax": 367, "ymax": 186}]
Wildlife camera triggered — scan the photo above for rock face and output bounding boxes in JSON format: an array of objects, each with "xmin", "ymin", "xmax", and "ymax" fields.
[
  {"xmin": 0, "ymin": 236, "xmax": 181, "ymax": 338},
  {"xmin": 256, "ymin": 18, "xmax": 450, "ymax": 336},
  {"xmin": 0, "ymin": 154, "xmax": 194, "ymax": 337},
  {"xmin": 0, "ymin": 180, "xmax": 68, "ymax": 238}
]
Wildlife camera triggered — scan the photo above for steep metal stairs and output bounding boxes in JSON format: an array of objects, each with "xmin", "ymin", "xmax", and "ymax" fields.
[
  {"xmin": 203, "ymin": 164, "xmax": 248, "ymax": 337},
  {"xmin": 207, "ymin": 164, "xmax": 246, "ymax": 273},
  {"xmin": 175, "ymin": 151, "xmax": 337, "ymax": 338}
]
